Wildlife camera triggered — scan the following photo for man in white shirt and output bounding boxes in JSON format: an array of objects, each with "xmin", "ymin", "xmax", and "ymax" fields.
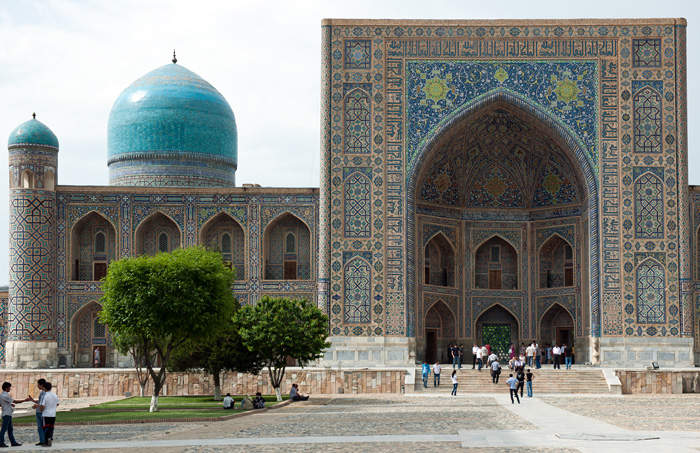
[
  {"xmin": 38, "ymin": 382, "xmax": 58, "ymax": 447},
  {"xmin": 0, "ymin": 381, "xmax": 30, "ymax": 447},
  {"xmin": 471, "ymin": 345, "xmax": 479, "ymax": 369},
  {"xmin": 433, "ymin": 362, "xmax": 442, "ymax": 387},
  {"xmin": 525, "ymin": 344, "xmax": 534, "ymax": 366},
  {"xmin": 552, "ymin": 344, "xmax": 562, "ymax": 369},
  {"xmin": 476, "ymin": 345, "xmax": 483, "ymax": 371},
  {"xmin": 222, "ymin": 393, "xmax": 234, "ymax": 410},
  {"xmin": 487, "ymin": 351, "xmax": 498, "ymax": 367}
]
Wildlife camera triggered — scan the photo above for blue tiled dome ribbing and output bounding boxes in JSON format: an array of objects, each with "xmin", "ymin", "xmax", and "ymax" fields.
[
  {"xmin": 107, "ymin": 63, "xmax": 237, "ymax": 187},
  {"xmin": 8, "ymin": 117, "xmax": 59, "ymax": 150}
]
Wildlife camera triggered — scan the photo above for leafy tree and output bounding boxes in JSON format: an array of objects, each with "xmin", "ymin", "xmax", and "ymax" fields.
[
  {"xmin": 100, "ymin": 246, "xmax": 236, "ymax": 411},
  {"xmin": 235, "ymin": 296, "xmax": 330, "ymax": 401},
  {"xmin": 168, "ymin": 314, "xmax": 265, "ymax": 401}
]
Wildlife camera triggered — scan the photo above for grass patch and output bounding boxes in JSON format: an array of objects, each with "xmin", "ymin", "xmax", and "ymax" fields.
[
  {"xmin": 100, "ymin": 395, "xmax": 287, "ymax": 407},
  {"xmin": 13, "ymin": 409, "xmax": 246, "ymax": 423}
]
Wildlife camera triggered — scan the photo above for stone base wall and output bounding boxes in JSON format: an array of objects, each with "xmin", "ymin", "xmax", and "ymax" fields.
[
  {"xmin": 599, "ymin": 337, "xmax": 694, "ymax": 367},
  {"xmin": 321, "ymin": 336, "xmax": 416, "ymax": 366},
  {"xmin": 616, "ymin": 370, "xmax": 700, "ymax": 394},
  {"xmin": 5, "ymin": 341, "xmax": 58, "ymax": 369},
  {"xmin": 0, "ymin": 368, "xmax": 407, "ymax": 399}
]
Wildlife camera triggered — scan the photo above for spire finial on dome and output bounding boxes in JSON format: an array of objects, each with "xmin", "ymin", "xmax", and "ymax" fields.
[
  {"xmin": 32, "ymin": 112, "xmax": 36, "ymax": 119},
  {"xmin": 172, "ymin": 50, "xmax": 177, "ymax": 64}
]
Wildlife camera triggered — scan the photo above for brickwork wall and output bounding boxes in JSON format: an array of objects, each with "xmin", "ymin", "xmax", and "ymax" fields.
[
  {"xmin": 0, "ymin": 368, "xmax": 406, "ymax": 399},
  {"xmin": 616, "ymin": 370, "xmax": 700, "ymax": 394}
]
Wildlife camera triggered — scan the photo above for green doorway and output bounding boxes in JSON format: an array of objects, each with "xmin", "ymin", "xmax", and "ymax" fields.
[{"xmin": 482, "ymin": 323, "xmax": 511, "ymax": 361}]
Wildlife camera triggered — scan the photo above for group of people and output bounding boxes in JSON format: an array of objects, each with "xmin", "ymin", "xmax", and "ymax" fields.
[
  {"xmin": 507, "ymin": 342, "xmax": 574, "ymax": 370},
  {"xmin": 505, "ymin": 368, "xmax": 535, "ymax": 404},
  {"xmin": 0, "ymin": 379, "xmax": 59, "ymax": 447},
  {"xmin": 222, "ymin": 392, "xmax": 266, "ymax": 410},
  {"xmin": 446, "ymin": 344, "xmax": 465, "ymax": 369}
]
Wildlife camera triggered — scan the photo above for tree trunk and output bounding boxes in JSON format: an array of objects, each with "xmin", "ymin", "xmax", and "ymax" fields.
[
  {"xmin": 213, "ymin": 371, "xmax": 222, "ymax": 401},
  {"xmin": 139, "ymin": 382, "xmax": 146, "ymax": 398},
  {"xmin": 150, "ymin": 395, "xmax": 159, "ymax": 412},
  {"xmin": 274, "ymin": 387, "xmax": 282, "ymax": 402}
]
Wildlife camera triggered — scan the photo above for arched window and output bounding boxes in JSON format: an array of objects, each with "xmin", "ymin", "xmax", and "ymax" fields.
[
  {"xmin": 285, "ymin": 232, "xmax": 296, "ymax": 254},
  {"xmin": 94, "ymin": 232, "xmax": 106, "ymax": 254},
  {"xmin": 423, "ymin": 233, "xmax": 455, "ymax": 287},
  {"xmin": 539, "ymin": 235, "xmax": 574, "ymax": 288},
  {"xmin": 221, "ymin": 232, "xmax": 232, "ymax": 253},
  {"xmin": 475, "ymin": 236, "xmax": 518, "ymax": 290},
  {"xmin": 21, "ymin": 169, "xmax": 34, "ymax": 189},
  {"xmin": 158, "ymin": 232, "xmax": 169, "ymax": 253},
  {"xmin": 633, "ymin": 85, "xmax": 662, "ymax": 153},
  {"xmin": 44, "ymin": 170, "xmax": 55, "ymax": 191},
  {"xmin": 344, "ymin": 89, "xmax": 371, "ymax": 154}
]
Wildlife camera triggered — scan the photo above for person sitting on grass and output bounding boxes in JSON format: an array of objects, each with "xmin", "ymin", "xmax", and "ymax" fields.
[
  {"xmin": 253, "ymin": 392, "xmax": 265, "ymax": 409},
  {"xmin": 222, "ymin": 393, "xmax": 234, "ymax": 410},
  {"xmin": 290, "ymin": 383, "xmax": 309, "ymax": 401},
  {"xmin": 240, "ymin": 395, "xmax": 254, "ymax": 410}
]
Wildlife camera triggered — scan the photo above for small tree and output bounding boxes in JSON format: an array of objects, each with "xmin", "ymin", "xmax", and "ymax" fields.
[
  {"xmin": 169, "ymin": 314, "xmax": 265, "ymax": 401},
  {"xmin": 236, "ymin": 296, "xmax": 330, "ymax": 401},
  {"xmin": 100, "ymin": 247, "xmax": 236, "ymax": 411},
  {"xmin": 112, "ymin": 331, "xmax": 155, "ymax": 397}
]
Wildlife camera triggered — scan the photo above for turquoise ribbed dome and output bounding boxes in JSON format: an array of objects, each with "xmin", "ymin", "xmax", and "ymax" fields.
[
  {"xmin": 8, "ymin": 116, "xmax": 59, "ymax": 150},
  {"xmin": 107, "ymin": 62, "xmax": 237, "ymax": 187}
]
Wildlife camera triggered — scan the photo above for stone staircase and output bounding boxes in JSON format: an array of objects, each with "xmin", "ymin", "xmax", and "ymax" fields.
[{"xmin": 414, "ymin": 365, "xmax": 610, "ymax": 394}]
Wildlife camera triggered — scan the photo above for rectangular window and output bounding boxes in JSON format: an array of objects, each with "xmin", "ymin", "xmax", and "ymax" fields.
[
  {"xmin": 491, "ymin": 246, "xmax": 500, "ymax": 263},
  {"xmin": 565, "ymin": 245, "xmax": 573, "ymax": 260}
]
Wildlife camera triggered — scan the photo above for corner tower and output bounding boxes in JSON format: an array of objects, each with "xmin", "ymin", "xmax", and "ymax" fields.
[
  {"xmin": 107, "ymin": 54, "xmax": 238, "ymax": 188},
  {"xmin": 6, "ymin": 114, "xmax": 58, "ymax": 368}
]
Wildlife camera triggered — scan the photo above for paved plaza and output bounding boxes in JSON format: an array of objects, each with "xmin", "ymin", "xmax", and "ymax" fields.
[{"xmin": 4, "ymin": 393, "xmax": 700, "ymax": 451}]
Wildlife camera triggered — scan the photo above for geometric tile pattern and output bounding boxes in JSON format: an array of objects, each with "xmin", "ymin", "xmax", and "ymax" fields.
[
  {"xmin": 344, "ymin": 39, "xmax": 371, "ymax": 70},
  {"xmin": 632, "ymin": 39, "xmax": 661, "ymax": 67},
  {"xmin": 344, "ymin": 170, "xmax": 371, "ymax": 238},
  {"xmin": 634, "ymin": 171, "xmax": 664, "ymax": 239},
  {"xmin": 636, "ymin": 259, "xmax": 666, "ymax": 324},
  {"xmin": 633, "ymin": 81, "xmax": 663, "ymax": 153},
  {"xmin": 344, "ymin": 86, "xmax": 371, "ymax": 154},
  {"xmin": 343, "ymin": 257, "xmax": 371, "ymax": 323}
]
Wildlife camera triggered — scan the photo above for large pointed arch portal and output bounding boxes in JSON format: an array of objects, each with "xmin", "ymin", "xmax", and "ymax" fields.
[{"xmin": 408, "ymin": 89, "xmax": 598, "ymax": 362}]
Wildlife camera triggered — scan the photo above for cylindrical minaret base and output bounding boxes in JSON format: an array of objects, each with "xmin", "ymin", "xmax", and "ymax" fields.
[{"xmin": 4, "ymin": 341, "xmax": 58, "ymax": 369}]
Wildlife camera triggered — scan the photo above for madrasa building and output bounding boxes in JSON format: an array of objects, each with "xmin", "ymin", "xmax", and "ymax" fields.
[{"xmin": 1, "ymin": 18, "xmax": 698, "ymax": 370}]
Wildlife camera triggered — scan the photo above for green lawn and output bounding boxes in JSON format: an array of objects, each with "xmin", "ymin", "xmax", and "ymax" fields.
[{"xmin": 13, "ymin": 395, "xmax": 288, "ymax": 424}]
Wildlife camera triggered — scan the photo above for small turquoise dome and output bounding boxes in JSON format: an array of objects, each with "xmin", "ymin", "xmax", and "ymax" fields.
[
  {"xmin": 107, "ymin": 62, "xmax": 237, "ymax": 187},
  {"xmin": 8, "ymin": 115, "xmax": 59, "ymax": 150}
]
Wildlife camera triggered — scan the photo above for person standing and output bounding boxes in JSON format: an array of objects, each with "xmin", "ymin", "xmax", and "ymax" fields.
[
  {"xmin": 536, "ymin": 343, "xmax": 543, "ymax": 369},
  {"xmin": 433, "ymin": 362, "xmax": 441, "ymax": 387},
  {"xmin": 457, "ymin": 344, "xmax": 464, "ymax": 369},
  {"xmin": 448, "ymin": 344, "xmax": 456, "ymax": 369},
  {"xmin": 546, "ymin": 344, "xmax": 552, "ymax": 365},
  {"xmin": 525, "ymin": 343, "xmax": 534, "ymax": 367},
  {"xmin": 526, "ymin": 369, "xmax": 534, "ymax": 397},
  {"xmin": 93, "ymin": 347, "xmax": 100, "ymax": 368},
  {"xmin": 487, "ymin": 350, "xmax": 498, "ymax": 368},
  {"xmin": 28, "ymin": 379, "xmax": 46, "ymax": 446},
  {"xmin": 472, "ymin": 344, "xmax": 479, "ymax": 369},
  {"xmin": 563, "ymin": 343, "xmax": 573, "ymax": 370},
  {"xmin": 476, "ymin": 345, "xmax": 483, "ymax": 371},
  {"xmin": 422, "ymin": 361, "xmax": 430, "ymax": 388},
  {"xmin": 516, "ymin": 368, "xmax": 525, "ymax": 398},
  {"xmin": 490, "ymin": 359, "xmax": 501, "ymax": 384},
  {"xmin": 38, "ymin": 382, "xmax": 58, "ymax": 447},
  {"xmin": 0, "ymin": 382, "xmax": 29, "ymax": 447},
  {"xmin": 506, "ymin": 374, "xmax": 520, "ymax": 404},
  {"xmin": 552, "ymin": 343, "xmax": 562, "ymax": 369},
  {"xmin": 450, "ymin": 370, "xmax": 458, "ymax": 396}
]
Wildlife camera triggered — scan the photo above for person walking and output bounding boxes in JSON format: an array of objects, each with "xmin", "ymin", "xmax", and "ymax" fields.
[
  {"xmin": 28, "ymin": 379, "xmax": 46, "ymax": 446},
  {"xmin": 564, "ymin": 343, "xmax": 573, "ymax": 370},
  {"xmin": 38, "ymin": 382, "xmax": 58, "ymax": 447},
  {"xmin": 506, "ymin": 374, "xmax": 520, "ymax": 404},
  {"xmin": 490, "ymin": 359, "xmax": 501, "ymax": 384},
  {"xmin": 472, "ymin": 344, "xmax": 479, "ymax": 369},
  {"xmin": 421, "ymin": 361, "xmax": 430, "ymax": 388},
  {"xmin": 0, "ymin": 382, "xmax": 30, "ymax": 447},
  {"xmin": 552, "ymin": 343, "xmax": 562, "ymax": 369},
  {"xmin": 476, "ymin": 345, "xmax": 483, "ymax": 371},
  {"xmin": 526, "ymin": 369, "xmax": 534, "ymax": 397},
  {"xmin": 516, "ymin": 368, "xmax": 525, "ymax": 398},
  {"xmin": 433, "ymin": 362, "xmax": 441, "ymax": 387},
  {"xmin": 450, "ymin": 370, "xmax": 458, "ymax": 396}
]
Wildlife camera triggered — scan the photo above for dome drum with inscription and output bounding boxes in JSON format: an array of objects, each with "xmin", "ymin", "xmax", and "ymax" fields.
[{"xmin": 107, "ymin": 57, "xmax": 237, "ymax": 188}]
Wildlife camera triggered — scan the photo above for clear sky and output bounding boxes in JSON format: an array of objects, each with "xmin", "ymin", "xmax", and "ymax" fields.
[{"xmin": 0, "ymin": 0, "xmax": 696, "ymax": 285}]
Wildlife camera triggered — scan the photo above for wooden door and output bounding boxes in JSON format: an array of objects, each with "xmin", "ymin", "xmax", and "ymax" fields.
[
  {"xmin": 565, "ymin": 268, "xmax": 574, "ymax": 286},
  {"xmin": 284, "ymin": 261, "xmax": 297, "ymax": 280},
  {"xmin": 489, "ymin": 270, "xmax": 502, "ymax": 289},
  {"xmin": 93, "ymin": 263, "xmax": 108, "ymax": 281},
  {"xmin": 425, "ymin": 331, "xmax": 437, "ymax": 363}
]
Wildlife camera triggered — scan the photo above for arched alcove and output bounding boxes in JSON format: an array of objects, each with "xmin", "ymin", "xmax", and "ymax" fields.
[
  {"xmin": 70, "ymin": 212, "xmax": 117, "ymax": 281},
  {"xmin": 424, "ymin": 300, "xmax": 456, "ymax": 363},
  {"xmin": 263, "ymin": 213, "xmax": 311, "ymax": 280},
  {"xmin": 475, "ymin": 305, "xmax": 520, "ymax": 359},
  {"xmin": 43, "ymin": 169, "xmax": 55, "ymax": 191},
  {"xmin": 539, "ymin": 303, "xmax": 575, "ymax": 347},
  {"xmin": 21, "ymin": 169, "xmax": 34, "ymax": 189},
  {"xmin": 200, "ymin": 213, "xmax": 246, "ymax": 279},
  {"xmin": 539, "ymin": 234, "xmax": 574, "ymax": 288},
  {"xmin": 69, "ymin": 301, "xmax": 111, "ymax": 367},
  {"xmin": 134, "ymin": 212, "xmax": 181, "ymax": 256},
  {"xmin": 474, "ymin": 236, "xmax": 518, "ymax": 290},
  {"xmin": 424, "ymin": 233, "xmax": 456, "ymax": 287}
]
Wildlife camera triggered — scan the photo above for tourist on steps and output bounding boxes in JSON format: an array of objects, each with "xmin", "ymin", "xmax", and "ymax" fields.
[
  {"xmin": 451, "ymin": 370, "xmax": 458, "ymax": 396},
  {"xmin": 422, "ymin": 361, "xmax": 430, "ymax": 388},
  {"xmin": 506, "ymin": 374, "xmax": 520, "ymax": 404},
  {"xmin": 476, "ymin": 345, "xmax": 483, "ymax": 371},
  {"xmin": 433, "ymin": 362, "xmax": 441, "ymax": 387},
  {"xmin": 457, "ymin": 344, "xmax": 464, "ymax": 369},
  {"xmin": 526, "ymin": 369, "xmax": 534, "ymax": 397},
  {"xmin": 472, "ymin": 344, "xmax": 479, "ymax": 369},
  {"xmin": 552, "ymin": 344, "xmax": 562, "ymax": 369},
  {"xmin": 490, "ymin": 359, "xmax": 501, "ymax": 384},
  {"xmin": 516, "ymin": 369, "xmax": 526, "ymax": 398},
  {"xmin": 563, "ymin": 343, "xmax": 573, "ymax": 369}
]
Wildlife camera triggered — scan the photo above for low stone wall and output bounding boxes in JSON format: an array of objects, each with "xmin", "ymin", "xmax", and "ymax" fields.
[
  {"xmin": 615, "ymin": 370, "xmax": 700, "ymax": 394},
  {"xmin": 0, "ymin": 368, "xmax": 407, "ymax": 399}
]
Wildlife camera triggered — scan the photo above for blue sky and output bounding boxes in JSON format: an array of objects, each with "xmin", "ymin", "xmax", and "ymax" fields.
[{"xmin": 0, "ymin": 0, "xmax": 696, "ymax": 284}]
